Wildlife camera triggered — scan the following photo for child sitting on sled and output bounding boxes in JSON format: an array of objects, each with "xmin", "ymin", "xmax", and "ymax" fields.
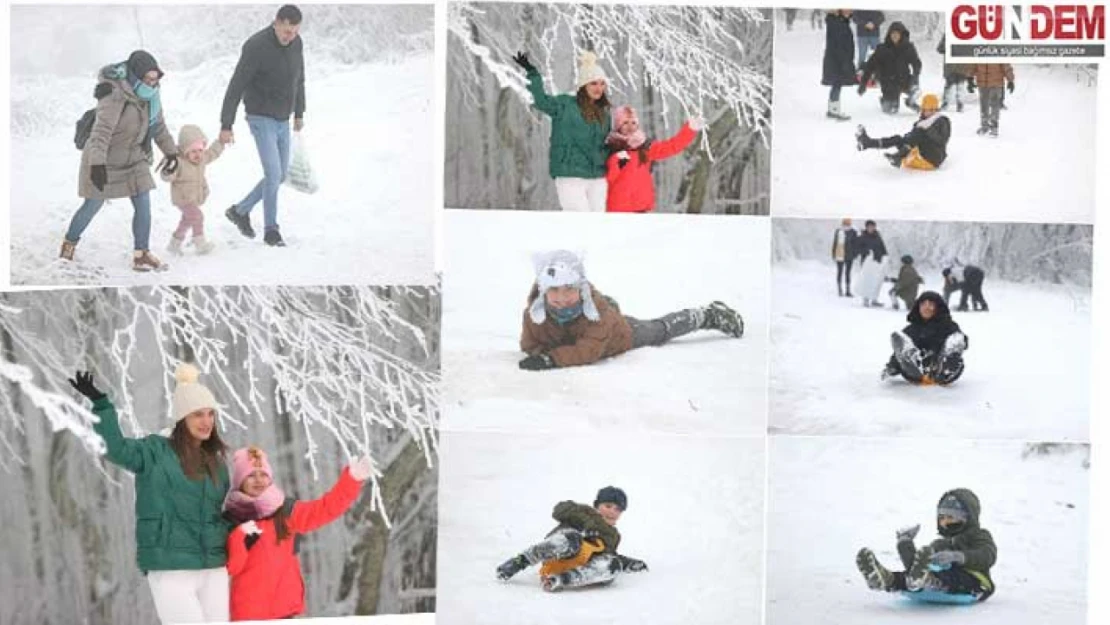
[
  {"xmin": 881, "ymin": 291, "xmax": 968, "ymax": 385},
  {"xmin": 855, "ymin": 93, "xmax": 951, "ymax": 170},
  {"xmin": 495, "ymin": 486, "xmax": 648, "ymax": 592},
  {"xmin": 518, "ymin": 250, "xmax": 743, "ymax": 370},
  {"xmin": 604, "ymin": 106, "xmax": 702, "ymax": 213},
  {"xmin": 856, "ymin": 488, "xmax": 997, "ymax": 604}
]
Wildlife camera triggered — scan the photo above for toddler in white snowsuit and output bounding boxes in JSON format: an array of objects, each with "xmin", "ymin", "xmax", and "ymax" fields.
[
  {"xmin": 495, "ymin": 486, "xmax": 648, "ymax": 592},
  {"xmin": 160, "ymin": 124, "xmax": 225, "ymax": 255}
]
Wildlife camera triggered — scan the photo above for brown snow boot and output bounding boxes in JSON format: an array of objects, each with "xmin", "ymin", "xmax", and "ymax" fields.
[
  {"xmin": 60, "ymin": 239, "xmax": 77, "ymax": 261},
  {"xmin": 132, "ymin": 250, "xmax": 168, "ymax": 273}
]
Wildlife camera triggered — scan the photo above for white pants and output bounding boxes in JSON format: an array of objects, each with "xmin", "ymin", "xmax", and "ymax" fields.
[
  {"xmin": 147, "ymin": 568, "xmax": 229, "ymax": 624},
  {"xmin": 858, "ymin": 258, "xmax": 885, "ymax": 301},
  {"xmin": 555, "ymin": 177, "xmax": 607, "ymax": 212}
]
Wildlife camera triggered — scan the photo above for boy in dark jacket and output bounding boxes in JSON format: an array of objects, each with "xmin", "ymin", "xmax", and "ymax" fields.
[
  {"xmin": 886, "ymin": 254, "xmax": 923, "ymax": 310},
  {"xmin": 857, "ymin": 488, "xmax": 997, "ymax": 604},
  {"xmin": 858, "ymin": 21, "xmax": 922, "ymax": 114},
  {"xmin": 943, "ymin": 265, "xmax": 989, "ymax": 312},
  {"xmin": 495, "ymin": 487, "xmax": 648, "ymax": 592},
  {"xmin": 881, "ymin": 291, "xmax": 968, "ymax": 385},
  {"xmin": 855, "ymin": 94, "xmax": 951, "ymax": 170}
]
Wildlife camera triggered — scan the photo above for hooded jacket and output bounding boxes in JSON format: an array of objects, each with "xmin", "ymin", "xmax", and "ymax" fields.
[
  {"xmin": 520, "ymin": 283, "xmax": 634, "ymax": 367},
  {"xmin": 546, "ymin": 500, "xmax": 621, "ymax": 554},
  {"xmin": 893, "ymin": 262, "xmax": 924, "ymax": 302},
  {"xmin": 929, "ymin": 488, "xmax": 997, "ymax": 576},
  {"xmin": 860, "ymin": 22, "xmax": 922, "ymax": 94},
  {"xmin": 160, "ymin": 125, "xmax": 225, "ymax": 208},
  {"xmin": 903, "ymin": 291, "xmax": 967, "ymax": 354},
  {"xmin": 901, "ymin": 113, "xmax": 951, "ymax": 167},
  {"xmin": 525, "ymin": 69, "xmax": 611, "ymax": 179}
]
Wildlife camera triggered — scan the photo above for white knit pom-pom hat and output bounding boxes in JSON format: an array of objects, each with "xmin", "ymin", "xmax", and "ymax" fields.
[
  {"xmin": 576, "ymin": 51, "xmax": 608, "ymax": 89},
  {"xmin": 171, "ymin": 362, "xmax": 217, "ymax": 421}
]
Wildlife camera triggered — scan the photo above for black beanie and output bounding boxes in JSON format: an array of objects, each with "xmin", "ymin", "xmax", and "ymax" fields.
[
  {"xmin": 127, "ymin": 50, "xmax": 164, "ymax": 80},
  {"xmin": 901, "ymin": 254, "xmax": 913, "ymax": 264},
  {"xmin": 594, "ymin": 486, "xmax": 627, "ymax": 511}
]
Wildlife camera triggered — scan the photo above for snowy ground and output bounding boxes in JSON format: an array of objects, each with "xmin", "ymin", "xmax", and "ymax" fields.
[
  {"xmin": 436, "ymin": 430, "xmax": 765, "ymax": 625},
  {"xmin": 770, "ymin": 260, "xmax": 1090, "ymax": 440},
  {"xmin": 10, "ymin": 55, "xmax": 436, "ymax": 286},
  {"xmin": 766, "ymin": 437, "xmax": 1089, "ymax": 625},
  {"xmin": 770, "ymin": 23, "xmax": 1097, "ymax": 223},
  {"xmin": 441, "ymin": 210, "xmax": 770, "ymax": 437}
]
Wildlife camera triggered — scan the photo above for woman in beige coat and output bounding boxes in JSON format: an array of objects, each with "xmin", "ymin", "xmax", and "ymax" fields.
[{"xmin": 61, "ymin": 50, "xmax": 178, "ymax": 272}]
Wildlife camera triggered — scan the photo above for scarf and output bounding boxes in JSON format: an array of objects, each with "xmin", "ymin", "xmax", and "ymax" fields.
[
  {"xmin": 222, "ymin": 484, "xmax": 286, "ymax": 524},
  {"xmin": 606, "ymin": 128, "xmax": 647, "ymax": 151},
  {"xmin": 131, "ymin": 78, "xmax": 162, "ymax": 128},
  {"xmin": 549, "ymin": 302, "xmax": 584, "ymax": 325}
]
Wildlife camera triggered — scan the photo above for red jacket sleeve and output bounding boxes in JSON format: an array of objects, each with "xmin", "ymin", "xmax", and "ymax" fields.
[
  {"xmin": 648, "ymin": 123, "xmax": 697, "ymax": 162},
  {"xmin": 287, "ymin": 467, "xmax": 363, "ymax": 535},
  {"xmin": 226, "ymin": 524, "xmax": 252, "ymax": 577},
  {"xmin": 605, "ymin": 152, "xmax": 628, "ymax": 185}
]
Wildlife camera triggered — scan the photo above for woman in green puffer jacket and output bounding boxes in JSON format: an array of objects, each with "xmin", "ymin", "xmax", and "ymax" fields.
[
  {"xmin": 513, "ymin": 50, "xmax": 612, "ymax": 212},
  {"xmin": 69, "ymin": 364, "xmax": 231, "ymax": 624}
]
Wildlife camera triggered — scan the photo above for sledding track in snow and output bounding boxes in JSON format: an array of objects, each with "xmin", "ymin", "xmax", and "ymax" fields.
[
  {"xmin": 770, "ymin": 21, "xmax": 1097, "ymax": 223},
  {"xmin": 770, "ymin": 261, "xmax": 1090, "ymax": 440}
]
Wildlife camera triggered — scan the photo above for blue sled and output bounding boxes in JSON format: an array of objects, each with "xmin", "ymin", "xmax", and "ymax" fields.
[{"xmin": 902, "ymin": 589, "xmax": 978, "ymax": 605}]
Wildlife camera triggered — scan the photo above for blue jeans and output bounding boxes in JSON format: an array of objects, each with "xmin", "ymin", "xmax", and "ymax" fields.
[
  {"xmin": 829, "ymin": 84, "xmax": 842, "ymax": 102},
  {"xmin": 65, "ymin": 190, "xmax": 152, "ymax": 251},
  {"xmin": 857, "ymin": 34, "xmax": 880, "ymax": 69},
  {"xmin": 235, "ymin": 115, "xmax": 291, "ymax": 232}
]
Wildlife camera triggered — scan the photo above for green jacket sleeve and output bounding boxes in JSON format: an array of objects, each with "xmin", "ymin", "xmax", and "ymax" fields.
[
  {"xmin": 90, "ymin": 397, "xmax": 158, "ymax": 474},
  {"xmin": 526, "ymin": 69, "xmax": 561, "ymax": 118},
  {"xmin": 931, "ymin": 529, "xmax": 997, "ymax": 572}
]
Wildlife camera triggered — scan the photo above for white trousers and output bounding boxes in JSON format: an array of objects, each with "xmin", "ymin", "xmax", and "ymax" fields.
[
  {"xmin": 147, "ymin": 568, "xmax": 230, "ymax": 624},
  {"xmin": 555, "ymin": 177, "xmax": 607, "ymax": 212}
]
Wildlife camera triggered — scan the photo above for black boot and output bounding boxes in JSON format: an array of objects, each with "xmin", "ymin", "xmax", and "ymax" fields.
[
  {"xmin": 855, "ymin": 125, "xmax": 878, "ymax": 151},
  {"xmin": 264, "ymin": 228, "xmax": 286, "ymax": 247},
  {"xmin": 701, "ymin": 301, "xmax": 744, "ymax": 338},
  {"xmin": 225, "ymin": 206, "xmax": 256, "ymax": 239},
  {"xmin": 496, "ymin": 554, "xmax": 530, "ymax": 581}
]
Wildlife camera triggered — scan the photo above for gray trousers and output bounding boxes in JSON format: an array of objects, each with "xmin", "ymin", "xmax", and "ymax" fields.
[
  {"xmin": 979, "ymin": 86, "xmax": 1004, "ymax": 130},
  {"xmin": 626, "ymin": 309, "xmax": 702, "ymax": 349}
]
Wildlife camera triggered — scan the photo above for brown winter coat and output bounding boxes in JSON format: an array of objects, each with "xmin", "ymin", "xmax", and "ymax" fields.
[
  {"xmin": 79, "ymin": 64, "xmax": 176, "ymax": 200},
  {"xmin": 971, "ymin": 64, "xmax": 1014, "ymax": 88},
  {"xmin": 520, "ymin": 284, "xmax": 634, "ymax": 368},
  {"xmin": 160, "ymin": 125, "xmax": 224, "ymax": 208}
]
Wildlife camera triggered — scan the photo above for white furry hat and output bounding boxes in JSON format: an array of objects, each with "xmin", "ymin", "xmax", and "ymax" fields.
[
  {"xmin": 529, "ymin": 250, "xmax": 600, "ymax": 324},
  {"xmin": 576, "ymin": 51, "xmax": 608, "ymax": 89},
  {"xmin": 171, "ymin": 363, "xmax": 217, "ymax": 422}
]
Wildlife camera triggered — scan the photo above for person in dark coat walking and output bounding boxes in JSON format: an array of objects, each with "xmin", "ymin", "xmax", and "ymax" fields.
[
  {"xmin": 943, "ymin": 265, "xmax": 989, "ymax": 311},
  {"xmin": 832, "ymin": 218, "xmax": 859, "ymax": 297},
  {"xmin": 881, "ymin": 291, "xmax": 969, "ymax": 385},
  {"xmin": 855, "ymin": 94, "xmax": 951, "ymax": 170},
  {"xmin": 858, "ymin": 21, "xmax": 922, "ymax": 114},
  {"xmin": 221, "ymin": 5, "xmax": 307, "ymax": 248},
  {"xmin": 852, "ymin": 10, "xmax": 885, "ymax": 70},
  {"xmin": 822, "ymin": 10, "xmax": 857, "ymax": 121}
]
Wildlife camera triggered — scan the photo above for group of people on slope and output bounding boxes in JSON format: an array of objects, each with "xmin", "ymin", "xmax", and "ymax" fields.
[
  {"xmin": 69, "ymin": 363, "xmax": 370, "ymax": 622},
  {"xmin": 514, "ymin": 51, "xmax": 703, "ymax": 213},
  {"xmin": 61, "ymin": 4, "xmax": 308, "ymax": 272}
]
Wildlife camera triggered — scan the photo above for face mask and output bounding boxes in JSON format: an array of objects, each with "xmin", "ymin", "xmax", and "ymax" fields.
[
  {"xmin": 134, "ymin": 81, "xmax": 159, "ymax": 99},
  {"xmin": 550, "ymin": 302, "xmax": 584, "ymax": 325}
]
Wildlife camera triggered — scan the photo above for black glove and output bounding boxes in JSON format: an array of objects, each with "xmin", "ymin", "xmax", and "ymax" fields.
[
  {"xmin": 68, "ymin": 371, "xmax": 105, "ymax": 401},
  {"xmin": 90, "ymin": 164, "xmax": 107, "ymax": 191},
  {"xmin": 619, "ymin": 555, "xmax": 649, "ymax": 572},
  {"xmin": 519, "ymin": 353, "xmax": 556, "ymax": 371},
  {"xmin": 967, "ymin": 77, "xmax": 977, "ymax": 93},
  {"xmin": 512, "ymin": 51, "xmax": 536, "ymax": 74},
  {"xmin": 244, "ymin": 533, "xmax": 262, "ymax": 551},
  {"xmin": 159, "ymin": 154, "xmax": 180, "ymax": 175},
  {"xmin": 1007, "ymin": 80, "xmax": 1015, "ymax": 94}
]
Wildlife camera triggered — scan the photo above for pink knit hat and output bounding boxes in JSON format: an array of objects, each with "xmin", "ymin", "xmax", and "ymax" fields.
[
  {"xmin": 231, "ymin": 446, "xmax": 273, "ymax": 489},
  {"xmin": 612, "ymin": 106, "xmax": 637, "ymax": 130}
]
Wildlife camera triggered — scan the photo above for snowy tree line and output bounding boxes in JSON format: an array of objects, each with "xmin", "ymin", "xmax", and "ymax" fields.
[
  {"xmin": 0, "ymin": 285, "xmax": 440, "ymax": 624},
  {"xmin": 772, "ymin": 218, "xmax": 1093, "ymax": 286},
  {"xmin": 446, "ymin": 2, "xmax": 773, "ymax": 213}
]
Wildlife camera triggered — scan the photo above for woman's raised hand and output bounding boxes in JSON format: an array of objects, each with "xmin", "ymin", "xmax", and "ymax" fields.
[
  {"xmin": 512, "ymin": 52, "xmax": 536, "ymax": 74},
  {"xmin": 68, "ymin": 371, "xmax": 105, "ymax": 401},
  {"xmin": 349, "ymin": 456, "xmax": 374, "ymax": 482}
]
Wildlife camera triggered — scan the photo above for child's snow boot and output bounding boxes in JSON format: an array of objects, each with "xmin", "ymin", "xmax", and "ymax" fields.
[
  {"xmin": 496, "ymin": 554, "xmax": 530, "ymax": 581},
  {"xmin": 891, "ymin": 332, "xmax": 926, "ymax": 381},
  {"xmin": 59, "ymin": 239, "xmax": 77, "ymax": 261},
  {"xmin": 193, "ymin": 236, "xmax": 215, "ymax": 255},
  {"xmin": 541, "ymin": 574, "xmax": 565, "ymax": 592},
  {"xmin": 855, "ymin": 125, "xmax": 876, "ymax": 151},
  {"xmin": 701, "ymin": 301, "xmax": 744, "ymax": 338},
  {"xmin": 881, "ymin": 357, "xmax": 902, "ymax": 382},
  {"xmin": 167, "ymin": 236, "xmax": 184, "ymax": 256},
  {"xmin": 856, "ymin": 548, "xmax": 896, "ymax": 591},
  {"xmin": 906, "ymin": 545, "xmax": 945, "ymax": 591},
  {"xmin": 827, "ymin": 100, "xmax": 851, "ymax": 121}
]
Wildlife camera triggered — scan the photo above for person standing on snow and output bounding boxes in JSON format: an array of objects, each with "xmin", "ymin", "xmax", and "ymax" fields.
[
  {"xmin": 822, "ymin": 10, "xmax": 857, "ymax": 121},
  {"xmin": 68, "ymin": 365, "xmax": 232, "ymax": 623},
  {"xmin": 603, "ymin": 106, "xmax": 703, "ymax": 212},
  {"xmin": 160, "ymin": 125, "xmax": 228, "ymax": 256},
  {"xmin": 221, "ymin": 4, "xmax": 307, "ymax": 248},
  {"xmin": 61, "ymin": 50, "xmax": 178, "ymax": 272},
  {"xmin": 969, "ymin": 63, "xmax": 1015, "ymax": 137},
  {"xmin": 518, "ymin": 250, "xmax": 744, "ymax": 370},
  {"xmin": 857, "ymin": 489, "xmax": 996, "ymax": 603},
  {"xmin": 515, "ymin": 50, "xmax": 612, "ymax": 212},
  {"xmin": 887, "ymin": 254, "xmax": 924, "ymax": 310},
  {"xmin": 943, "ymin": 264, "xmax": 989, "ymax": 312},
  {"xmin": 855, "ymin": 220, "xmax": 887, "ymax": 307},
  {"xmin": 858, "ymin": 21, "xmax": 922, "ymax": 114},
  {"xmin": 881, "ymin": 291, "xmax": 969, "ymax": 385},
  {"xmin": 852, "ymin": 10, "xmax": 885, "ymax": 71},
  {"xmin": 495, "ymin": 486, "xmax": 648, "ymax": 592},
  {"xmin": 936, "ymin": 36, "xmax": 974, "ymax": 112},
  {"xmin": 832, "ymin": 218, "xmax": 859, "ymax": 297},
  {"xmin": 855, "ymin": 93, "xmax": 951, "ymax": 170}
]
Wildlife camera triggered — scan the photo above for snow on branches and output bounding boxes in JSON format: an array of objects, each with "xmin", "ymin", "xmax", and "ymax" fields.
[
  {"xmin": 0, "ymin": 285, "xmax": 440, "ymax": 524},
  {"xmin": 449, "ymin": 2, "xmax": 772, "ymax": 140}
]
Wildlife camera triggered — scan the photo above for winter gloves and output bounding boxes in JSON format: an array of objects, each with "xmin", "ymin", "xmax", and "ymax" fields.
[
  {"xmin": 896, "ymin": 524, "xmax": 921, "ymax": 542},
  {"xmin": 513, "ymin": 51, "xmax": 536, "ymax": 74},
  {"xmin": 1007, "ymin": 80, "xmax": 1015, "ymax": 94},
  {"xmin": 519, "ymin": 353, "xmax": 557, "ymax": 371},
  {"xmin": 68, "ymin": 371, "xmax": 105, "ymax": 401},
  {"xmin": 90, "ymin": 164, "xmax": 108, "ymax": 191},
  {"xmin": 240, "ymin": 520, "xmax": 263, "ymax": 550},
  {"xmin": 349, "ymin": 456, "xmax": 373, "ymax": 482},
  {"xmin": 929, "ymin": 550, "xmax": 966, "ymax": 567},
  {"xmin": 157, "ymin": 154, "xmax": 180, "ymax": 176},
  {"xmin": 689, "ymin": 116, "xmax": 706, "ymax": 132}
]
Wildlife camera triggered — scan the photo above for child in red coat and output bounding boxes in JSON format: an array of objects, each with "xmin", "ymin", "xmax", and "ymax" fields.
[
  {"xmin": 223, "ymin": 446, "xmax": 371, "ymax": 621},
  {"xmin": 604, "ymin": 106, "xmax": 703, "ymax": 212}
]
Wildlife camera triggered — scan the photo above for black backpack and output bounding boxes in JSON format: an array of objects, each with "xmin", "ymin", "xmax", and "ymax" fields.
[{"xmin": 74, "ymin": 108, "xmax": 96, "ymax": 150}]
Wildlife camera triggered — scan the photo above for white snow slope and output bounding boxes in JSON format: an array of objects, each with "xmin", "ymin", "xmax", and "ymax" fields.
[
  {"xmin": 771, "ymin": 23, "xmax": 1097, "ymax": 223},
  {"xmin": 770, "ymin": 260, "xmax": 1090, "ymax": 441},
  {"xmin": 437, "ymin": 431, "xmax": 765, "ymax": 625},
  {"xmin": 442, "ymin": 209, "xmax": 770, "ymax": 438},
  {"xmin": 10, "ymin": 55, "xmax": 436, "ymax": 287},
  {"xmin": 767, "ymin": 437, "xmax": 1089, "ymax": 625}
]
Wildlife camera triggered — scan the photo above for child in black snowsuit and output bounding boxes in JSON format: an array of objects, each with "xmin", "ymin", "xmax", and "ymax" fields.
[
  {"xmin": 944, "ymin": 265, "xmax": 989, "ymax": 312},
  {"xmin": 857, "ymin": 488, "xmax": 997, "ymax": 603},
  {"xmin": 881, "ymin": 291, "xmax": 968, "ymax": 385},
  {"xmin": 858, "ymin": 21, "xmax": 922, "ymax": 114},
  {"xmin": 855, "ymin": 94, "xmax": 951, "ymax": 170},
  {"xmin": 495, "ymin": 487, "xmax": 648, "ymax": 592}
]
